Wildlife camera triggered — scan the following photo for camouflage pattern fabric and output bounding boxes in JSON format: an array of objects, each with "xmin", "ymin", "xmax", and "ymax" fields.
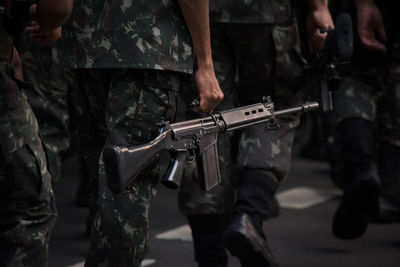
[
  {"xmin": 178, "ymin": 17, "xmax": 305, "ymax": 216},
  {"xmin": 75, "ymin": 69, "xmax": 182, "ymax": 267},
  {"xmin": 210, "ymin": 0, "xmax": 292, "ymax": 24},
  {"xmin": 15, "ymin": 36, "xmax": 77, "ymax": 183},
  {"xmin": 0, "ymin": 61, "xmax": 57, "ymax": 266},
  {"xmin": 62, "ymin": 1, "xmax": 195, "ymax": 265},
  {"xmin": 332, "ymin": 3, "xmax": 400, "ymax": 207},
  {"xmin": 62, "ymin": 0, "xmax": 193, "ymax": 73}
]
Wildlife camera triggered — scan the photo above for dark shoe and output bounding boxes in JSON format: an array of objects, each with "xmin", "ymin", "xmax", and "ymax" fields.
[
  {"xmin": 370, "ymin": 197, "xmax": 400, "ymax": 223},
  {"xmin": 223, "ymin": 213, "xmax": 278, "ymax": 267},
  {"xmin": 332, "ymin": 174, "xmax": 380, "ymax": 240}
]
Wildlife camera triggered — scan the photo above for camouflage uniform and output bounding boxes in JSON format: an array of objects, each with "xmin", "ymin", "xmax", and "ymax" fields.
[
  {"xmin": 332, "ymin": 1, "xmax": 400, "ymax": 209},
  {"xmin": 0, "ymin": 3, "xmax": 57, "ymax": 266},
  {"xmin": 15, "ymin": 36, "xmax": 77, "ymax": 184},
  {"xmin": 62, "ymin": 0, "xmax": 193, "ymax": 266},
  {"xmin": 177, "ymin": 1, "xmax": 305, "ymax": 266},
  {"xmin": 179, "ymin": 0, "xmax": 305, "ymax": 221}
]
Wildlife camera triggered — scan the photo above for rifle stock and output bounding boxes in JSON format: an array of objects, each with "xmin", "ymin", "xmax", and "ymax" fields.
[{"xmin": 103, "ymin": 131, "xmax": 169, "ymax": 194}]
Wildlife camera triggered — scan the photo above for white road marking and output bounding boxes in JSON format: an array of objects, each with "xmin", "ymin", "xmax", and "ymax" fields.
[
  {"xmin": 155, "ymin": 224, "xmax": 193, "ymax": 242},
  {"xmin": 142, "ymin": 259, "xmax": 156, "ymax": 266},
  {"xmin": 277, "ymin": 186, "xmax": 340, "ymax": 209},
  {"xmin": 68, "ymin": 259, "xmax": 156, "ymax": 267},
  {"xmin": 68, "ymin": 262, "xmax": 84, "ymax": 267}
]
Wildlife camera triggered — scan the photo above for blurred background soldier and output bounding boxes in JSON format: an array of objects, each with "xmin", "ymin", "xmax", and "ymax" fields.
[
  {"xmin": 15, "ymin": 27, "xmax": 92, "ymax": 235},
  {"xmin": 178, "ymin": 0, "xmax": 333, "ymax": 266},
  {"xmin": 329, "ymin": 0, "xmax": 400, "ymax": 240},
  {"xmin": 0, "ymin": 0, "xmax": 72, "ymax": 266},
  {"xmin": 15, "ymin": 35, "xmax": 77, "ymax": 185},
  {"xmin": 61, "ymin": 0, "xmax": 223, "ymax": 266}
]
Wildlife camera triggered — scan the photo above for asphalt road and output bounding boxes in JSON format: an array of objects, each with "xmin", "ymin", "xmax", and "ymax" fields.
[{"xmin": 48, "ymin": 152, "xmax": 400, "ymax": 267}]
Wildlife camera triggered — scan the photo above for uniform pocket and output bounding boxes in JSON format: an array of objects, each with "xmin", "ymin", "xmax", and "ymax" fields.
[
  {"xmin": 272, "ymin": 19, "xmax": 306, "ymax": 94},
  {"xmin": 0, "ymin": 99, "xmax": 49, "ymax": 203}
]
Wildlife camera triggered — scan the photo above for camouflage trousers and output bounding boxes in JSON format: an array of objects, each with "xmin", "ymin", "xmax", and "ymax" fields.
[
  {"xmin": 0, "ymin": 61, "xmax": 57, "ymax": 266},
  {"xmin": 333, "ymin": 67, "xmax": 400, "ymax": 206},
  {"xmin": 178, "ymin": 21, "xmax": 305, "ymax": 217},
  {"xmin": 18, "ymin": 43, "xmax": 77, "ymax": 183},
  {"xmin": 74, "ymin": 68, "xmax": 182, "ymax": 267}
]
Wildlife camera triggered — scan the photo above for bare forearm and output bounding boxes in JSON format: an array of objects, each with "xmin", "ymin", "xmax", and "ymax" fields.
[
  {"xmin": 178, "ymin": 0, "xmax": 223, "ymax": 114},
  {"xmin": 308, "ymin": 0, "xmax": 329, "ymax": 11},
  {"xmin": 178, "ymin": 0, "xmax": 213, "ymax": 69},
  {"xmin": 32, "ymin": 0, "xmax": 73, "ymax": 30}
]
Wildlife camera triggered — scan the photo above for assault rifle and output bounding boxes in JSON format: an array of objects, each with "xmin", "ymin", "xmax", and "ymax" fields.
[
  {"xmin": 103, "ymin": 97, "xmax": 319, "ymax": 195},
  {"xmin": 312, "ymin": 13, "xmax": 353, "ymax": 112}
]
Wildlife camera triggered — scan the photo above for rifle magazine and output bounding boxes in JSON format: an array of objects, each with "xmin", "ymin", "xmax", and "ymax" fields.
[{"xmin": 201, "ymin": 138, "xmax": 222, "ymax": 191}]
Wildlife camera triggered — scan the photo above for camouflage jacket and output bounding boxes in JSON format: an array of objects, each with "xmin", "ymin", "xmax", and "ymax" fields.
[
  {"xmin": 62, "ymin": 0, "xmax": 193, "ymax": 73},
  {"xmin": 210, "ymin": 0, "xmax": 293, "ymax": 24}
]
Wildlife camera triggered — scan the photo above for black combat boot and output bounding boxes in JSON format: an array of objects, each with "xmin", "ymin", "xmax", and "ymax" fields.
[
  {"xmin": 188, "ymin": 214, "xmax": 229, "ymax": 267},
  {"xmin": 223, "ymin": 213, "xmax": 278, "ymax": 267},
  {"xmin": 331, "ymin": 118, "xmax": 380, "ymax": 239},
  {"xmin": 223, "ymin": 170, "xmax": 279, "ymax": 267}
]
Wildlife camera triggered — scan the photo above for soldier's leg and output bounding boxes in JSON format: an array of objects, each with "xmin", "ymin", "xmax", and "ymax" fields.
[
  {"xmin": 0, "ymin": 62, "xmax": 57, "ymax": 266},
  {"xmin": 17, "ymin": 41, "xmax": 75, "ymax": 184},
  {"xmin": 331, "ymin": 76, "xmax": 380, "ymax": 239},
  {"xmin": 177, "ymin": 21, "xmax": 237, "ymax": 267},
  {"xmin": 222, "ymin": 21, "xmax": 304, "ymax": 267},
  {"xmin": 84, "ymin": 69, "xmax": 181, "ymax": 267},
  {"xmin": 375, "ymin": 61, "xmax": 400, "ymax": 222}
]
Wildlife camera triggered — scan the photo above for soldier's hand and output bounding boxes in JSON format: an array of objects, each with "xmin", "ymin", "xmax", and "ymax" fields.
[
  {"xmin": 356, "ymin": 0, "xmax": 387, "ymax": 52},
  {"xmin": 194, "ymin": 65, "xmax": 224, "ymax": 114},
  {"xmin": 25, "ymin": 21, "xmax": 62, "ymax": 47},
  {"xmin": 11, "ymin": 48, "xmax": 24, "ymax": 81},
  {"xmin": 306, "ymin": 6, "xmax": 334, "ymax": 54}
]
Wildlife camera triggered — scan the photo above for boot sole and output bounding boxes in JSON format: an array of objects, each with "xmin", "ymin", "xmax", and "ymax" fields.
[{"xmin": 223, "ymin": 228, "xmax": 277, "ymax": 266}]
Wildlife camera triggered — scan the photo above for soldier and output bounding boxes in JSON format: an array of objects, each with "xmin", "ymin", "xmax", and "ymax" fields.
[
  {"xmin": 14, "ymin": 35, "xmax": 77, "ymax": 185},
  {"xmin": 330, "ymin": 0, "xmax": 400, "ymax": 240},
  {"xmin": 61, "ymin": 0, "xmax": 223, "ymax": 266},
  {"xmin": 177, "ymin": 0, "xmax": 333, "ymax": 266},
  {"xmin": 0, "ymin": 0, "xmax": 73, "ymax": 266}
]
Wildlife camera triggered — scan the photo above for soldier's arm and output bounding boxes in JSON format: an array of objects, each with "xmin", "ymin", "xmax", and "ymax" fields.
[
  {"xmin": 306, "ymin": 0, "xmax": 334, "ymax": 53},
  {"xmin": 354, "ymin": 0, "xmax": 387, "ymax": 52},
  {"xmin": 26, "ymin": 0, "xmax": 73, "ymax": 46},
  {"xmin": 29, "ymin": 0, "xmax": 73, "ymax": 30},
  {"xmin": 178, "ymin": 0, "xmax": 223, "ymax": 114}
]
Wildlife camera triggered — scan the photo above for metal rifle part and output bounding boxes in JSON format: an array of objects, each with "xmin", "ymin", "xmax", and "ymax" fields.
[
  {"xmin": 103, "ymin": 97, "xmax": 319, "ymax": 194},
  {"xmin": 314, "ymin": 13, "xmax": 353, "ymax": 112}
]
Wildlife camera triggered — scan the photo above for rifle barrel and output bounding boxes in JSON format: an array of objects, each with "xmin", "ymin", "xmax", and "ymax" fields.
[{"xmin": 274, "ymin": 102, "xmax": 319, "ymax": 116}]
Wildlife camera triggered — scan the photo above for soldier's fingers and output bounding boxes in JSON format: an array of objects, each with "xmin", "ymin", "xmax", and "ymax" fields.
[
  {"xmin": 359, "ymin": 33, "xmax": 386, "ymax": 52},
  {"xmin": 27, "ymin": 32, "xmax": 47, "ymax": 41},
  {"xmin": 377, "ymin": 25, "xmax": 387, "ymax": 43},
  {"xmin": 25, "ymin": 25, "xmax": 40, "ymax": 34},
  {"xmin": 309, "ymin": 29, "xmax": 327, "ymax": 53}
]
